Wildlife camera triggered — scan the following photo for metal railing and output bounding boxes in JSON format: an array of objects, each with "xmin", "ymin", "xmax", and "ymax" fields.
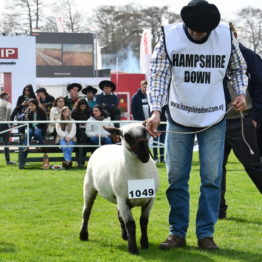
[{"xmin": 0, "ymin": 120, "xmax": 166, "ymax": 149}]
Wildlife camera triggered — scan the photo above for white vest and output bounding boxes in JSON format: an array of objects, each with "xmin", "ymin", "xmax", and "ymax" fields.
[{"xmin": 164, "ymin": 22, "xmax": 231, "ymax": 127}]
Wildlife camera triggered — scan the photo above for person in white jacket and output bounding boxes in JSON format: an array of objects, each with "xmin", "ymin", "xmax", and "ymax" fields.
[
  {"xmin": 48, "ymin": 97, "xmax": 65, "ymax": 134},
  {"xmin": 85, "ymin": 105, "xmax": 113, "ymax": 146},
  {"xmin": 55, "ymin": 106, "xmax": 76, "ymax": 169}
]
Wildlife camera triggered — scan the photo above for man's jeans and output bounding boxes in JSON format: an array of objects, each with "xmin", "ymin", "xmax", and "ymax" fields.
[{"xmin": 165, "ymin": 119, "xmax": 226, "ymax": 239}]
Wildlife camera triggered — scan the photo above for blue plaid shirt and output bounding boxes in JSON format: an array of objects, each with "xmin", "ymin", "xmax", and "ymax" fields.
[{"xmin": 148, "ymin": 29, "xmax": 248, "ymax": 113}]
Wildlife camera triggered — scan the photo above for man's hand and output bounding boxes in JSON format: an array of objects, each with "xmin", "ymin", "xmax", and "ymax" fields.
[
  {"xmin": 232, "ymin": 94, "xmax": 246, "ymax": 111},
  {"xmin": 144, "ymin": 111, "xmax": 161, "ymax": 138}
]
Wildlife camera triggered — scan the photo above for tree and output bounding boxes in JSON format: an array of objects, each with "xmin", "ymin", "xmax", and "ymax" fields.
[{"xmin": 236, "ymin": 6, "xmax": 262, "ymax": 55}]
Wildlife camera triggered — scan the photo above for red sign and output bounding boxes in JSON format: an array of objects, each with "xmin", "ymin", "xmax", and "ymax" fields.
[{"xmin": 0, "ymin": 48, "xmax": 18, "ymax": 59}]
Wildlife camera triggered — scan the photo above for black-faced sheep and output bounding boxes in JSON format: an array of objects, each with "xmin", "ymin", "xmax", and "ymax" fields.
[{"xmin": 80, "ymin": 123, "xmax": 159, "ymax": 254}]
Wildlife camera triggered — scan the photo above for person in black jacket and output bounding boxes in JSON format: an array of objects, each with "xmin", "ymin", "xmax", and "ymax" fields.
[
  {"xmin": 24, "ymin": 98, "xmax": 47, "ymax": 147},
  {"xmin": 131, "ymin": 80, "xmax": 150, "ymax": 121},
  {"xmin": 219, "ymin": 22, "xmax": 262, "ymax": 219},
  {"xmin": 36, "ymin": 87, "xmax": 55, "ymax": 119},
  {"xmin": 11, "ymin": 84, "xmax": 36, "ymax": 124},
  {"xmin": 64, "ymin": 83, "xmax": 82, "ymax": 110},
  {"xmin": 96, "ymin": 80, "xmax": 120, "ymax": 127}
]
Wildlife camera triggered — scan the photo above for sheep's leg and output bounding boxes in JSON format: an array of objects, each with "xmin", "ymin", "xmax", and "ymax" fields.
[
  {"xmin": 118, "ymin": 210, "xmax": 128, "ymax": 240},
  {"xmin": 80, "ymin": 183, "xmax": 98, "ymax": 241},
  {"xmin": 140, "ymin": 199, "xmax": 154, "ymax": 249},
  {"xmin": 118, "ymin": 200, "xmax": 138, "ymax": 255}
]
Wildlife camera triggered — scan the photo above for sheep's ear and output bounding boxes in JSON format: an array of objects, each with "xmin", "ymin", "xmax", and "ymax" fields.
[{"xmin": 103, "ymin": 126, "xmax": 123, "ymax": 136}]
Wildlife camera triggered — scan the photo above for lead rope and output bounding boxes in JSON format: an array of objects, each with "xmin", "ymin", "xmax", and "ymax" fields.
[{"xmin": 160, "ymin": 106, "xmax": 255, "ymax": 155}]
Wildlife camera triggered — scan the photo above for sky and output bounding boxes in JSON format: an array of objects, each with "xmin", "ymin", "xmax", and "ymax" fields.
[
  {"xmin": 71, "ymin": 0, "xmax": 262, "ymax": 20},
  {"xmin": 0, "ymin": 0, "xmax": 261, "ymax": 19}
]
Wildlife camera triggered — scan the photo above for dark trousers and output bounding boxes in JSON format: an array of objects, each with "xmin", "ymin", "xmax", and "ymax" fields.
[
  {"xmin": 0, "ymin": 124, "xmax": 11, "ymax": 163},
  {"xmin": 220, "ymin": 116, "xmax": 262, "ymax": 215},
  {"xmin": 257, "ymin": 121, "xmax": 262, "ymax": 157},
  {"xmin": 153, "ymin": 124, "xmax": 166, "ymax": 161}
]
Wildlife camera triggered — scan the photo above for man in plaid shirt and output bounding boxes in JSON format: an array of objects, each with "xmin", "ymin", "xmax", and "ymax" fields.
[{"xmin": 146, "ymin": 0, "xmax": 247, "ymax": 251}]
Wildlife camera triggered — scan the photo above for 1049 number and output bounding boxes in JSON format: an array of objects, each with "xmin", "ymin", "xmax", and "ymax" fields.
[{"xmin": 129, "ymin": 188, "xmax": 155, "ymax": 198}]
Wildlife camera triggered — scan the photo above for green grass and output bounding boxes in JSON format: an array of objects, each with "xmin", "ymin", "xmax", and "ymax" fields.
[{"xmin": 0, "ymin": 152, "xmax": 261, "ymax": 262}]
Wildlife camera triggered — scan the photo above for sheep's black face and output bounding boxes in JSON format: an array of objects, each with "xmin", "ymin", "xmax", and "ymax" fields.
[{"xmin": 124, "ymin": 127, "xmax": 150, "ymax": 163}]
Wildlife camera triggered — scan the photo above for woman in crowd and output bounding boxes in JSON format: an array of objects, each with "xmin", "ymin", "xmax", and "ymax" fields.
[
  {"xmin": 23, "ymin": 98, "xmax": 47, "ymax": 151},
  {"xmin": 48, "ymin": 96, "xmax": 65, "ymax": 134},
  {"xmin": 85, "ymin": 104, "xmax": 113, "ymax": 146},
  {"xmin": 55, "ymin": 106, "xmax": 76, "ymax": 169},
  {"xmin": 71, "ymin": 98, "xmax": 92, "ymax": 166},
  {"xmin": 36, "ymin": 87, "xmax": 55, "ymax": 118},
  {"xmin": 11, "ymin": 84, "xmax": 36, "ymax": 133}
]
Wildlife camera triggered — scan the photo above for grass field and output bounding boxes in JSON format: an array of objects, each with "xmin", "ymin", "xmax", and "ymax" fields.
[{"xmin": 0, "ymin": 152, "xmax": 261, "ymax": 262}]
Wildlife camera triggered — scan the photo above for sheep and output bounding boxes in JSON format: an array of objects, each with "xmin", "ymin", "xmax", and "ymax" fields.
[{"xmin": 79, "ymin": 123, "xmax": 159, "ymax": 254}]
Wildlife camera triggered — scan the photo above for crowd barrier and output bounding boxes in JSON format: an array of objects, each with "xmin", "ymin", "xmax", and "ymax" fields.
[{"xmin": 0, "ymin": 120, "xmax": 166, "ymax": 169}]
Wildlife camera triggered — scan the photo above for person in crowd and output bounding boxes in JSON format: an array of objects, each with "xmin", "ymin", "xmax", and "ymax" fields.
[
  {"xmin": 35, "ymin": 87, "xmax": 55, "ymax": 118},
  {"xmin": 219, "ymin": 22, "xmax": 262, "ymax": 219},
  {"xmin": 71, "ymin": 98, "xmax": 92, "ymax": 166},
  {"xmin": 85, "ymin": 104, "xmax": 113, "ymax": 146},
  {"xmin": 10, "ymin": 84, "xmax": 36, "ymax": 133},
  {"xmin": 146, "ymin": 0, "xmax": 247, "ymax": 251},
  {"xmin": 71, "ymin": 98, "xmax": 92, "ymax": 143},
  {"xmin": 55, "ymin": 106, "xmax": 76, "ymax": 169},
  {"xmin": 96, "ymin": 80, "xmax": 120, "ymax": 127},
  {"xmin": 64, "ymin": 83, "xmax": 82, "ymax": 110},
  {"xmin": 23, "ymin": 98, "xmax": 47, "ymax": 153},
  {"xmin": 0, "ymin": 92, "xmax": 15, "ymax": 164},
  {"xmin": 82, "ymin": 85, "xmax": 97, "ymax": 109},
  {"xmin": 131, "ymin": 80, "xmax": 166, "ymax": 162},
  {"xmin": 131, "ymin": 80, "xmax": 150, "ymax": 121},
  {"xmin": 47, "ymin": 96, "xmax": 65, "ymax": 134}
]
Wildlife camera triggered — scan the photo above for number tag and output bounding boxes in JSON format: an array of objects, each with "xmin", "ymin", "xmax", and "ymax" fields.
[{"xmin": 128, "ymin": 179, "xmax": 155, "ymax": 199}]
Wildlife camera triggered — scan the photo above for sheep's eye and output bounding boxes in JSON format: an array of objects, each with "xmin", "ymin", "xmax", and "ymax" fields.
[{"xmin": 124, "ymin": 134, "xmax": 133, "ymax": 143}]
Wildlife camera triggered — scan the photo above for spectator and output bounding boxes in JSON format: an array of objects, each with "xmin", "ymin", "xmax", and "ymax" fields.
[
  {"xmin": 23, "ymin": 98, "xmax": 47, "ymax": 153},
  {"xmin": 64, "ymin": 83, "xmax": 82, "ymax": 110},
  {"xmin": 96, "ymin": 80, "xmax": 120, "ymax": 127},
  {"xmin": 0, "ymin": 92, "xmax": 15, "ymax": 164},
  {"xmin": 131, "ymin": 80, "xmax": 150, "ymax": 121},
  {"xmin": 55, "ymin": 106, "xmax": 76, "ymax": 169},
  {"xmin": 47, "ymin": 96, "xmax": 65, "ymax": 134},
  {"xmin": 71, "ymin": 98, "xmax": 91, "ymax": 143},
  {"xmin": 71, "ymin": 98, "xmax": 92, "ymax": 166},
  {"xmin": 85, "ymin": 105, "xmax": 113, "ymax": 146},
  {"xmin": 82, "ymin": 85, "xmax": 97, "ymax": 109},
  {"xmin": 219, "ymin": 22, "xmax": 262, "ymax": 219},
  {"xmin": 35, "ymin": 87, "xmax": 55, "ymax": 118},
  {"xmin": 10, "ymin": 84, "xmax": 36, "ymax": 133}
]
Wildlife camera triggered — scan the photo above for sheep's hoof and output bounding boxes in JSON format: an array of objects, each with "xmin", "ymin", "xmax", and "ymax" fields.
[
  {"xmin": 80, "ymin": 231, "xmax": 89, "ymax": 241},
  {"xmin": 129, "ymin": 248, "xmax": 139, "ymax": 255},
  {"xmin": 140, "ymin": 239, "xmax": 149, "ymax": 249}
]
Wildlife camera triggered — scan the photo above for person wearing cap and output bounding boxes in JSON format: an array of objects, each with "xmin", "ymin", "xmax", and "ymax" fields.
[
  {"xmin": 64, "ymin": 83, "xmax": 82, "ymax": 110},
  {"xmin": 0, "ymin": 92, "xmax": 15, "ymax": 165},
  {"xmin": 219, "ymin": 22, "xmax": 262, "ymax": 219},
  {"xmin": 146, "ymin": 0, "xmax": 248, "ymax": 250},
  {"xmin": 96, "ymin": 80, "xmax": 120, "ymax": 127},
  {"xmin": 82, "ymin": 85, "xmax": 97, "ymax": 109},
  {"xmin": 36, "ymin": 87, "xmax": 55, "ymax": 118}
]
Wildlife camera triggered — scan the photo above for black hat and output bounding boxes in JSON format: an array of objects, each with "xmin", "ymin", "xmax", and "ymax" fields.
[
  {"xmin": 67, "ymin": 83, "xmax": 82, "ymax": 92},
  {"xmin": 181, "ymin": 0, "xmax": 220, "ymax": 32},
  {"xmin": 99, "ymin": 80, "xmax": 116, "ymax": 92},
  {"xmin": 36, "ymin": 87, "xmax": 47, "ymax": 93},
  {"xmin": 82, "ymin": 85, "xmax": 98, "ymax": 95}
]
